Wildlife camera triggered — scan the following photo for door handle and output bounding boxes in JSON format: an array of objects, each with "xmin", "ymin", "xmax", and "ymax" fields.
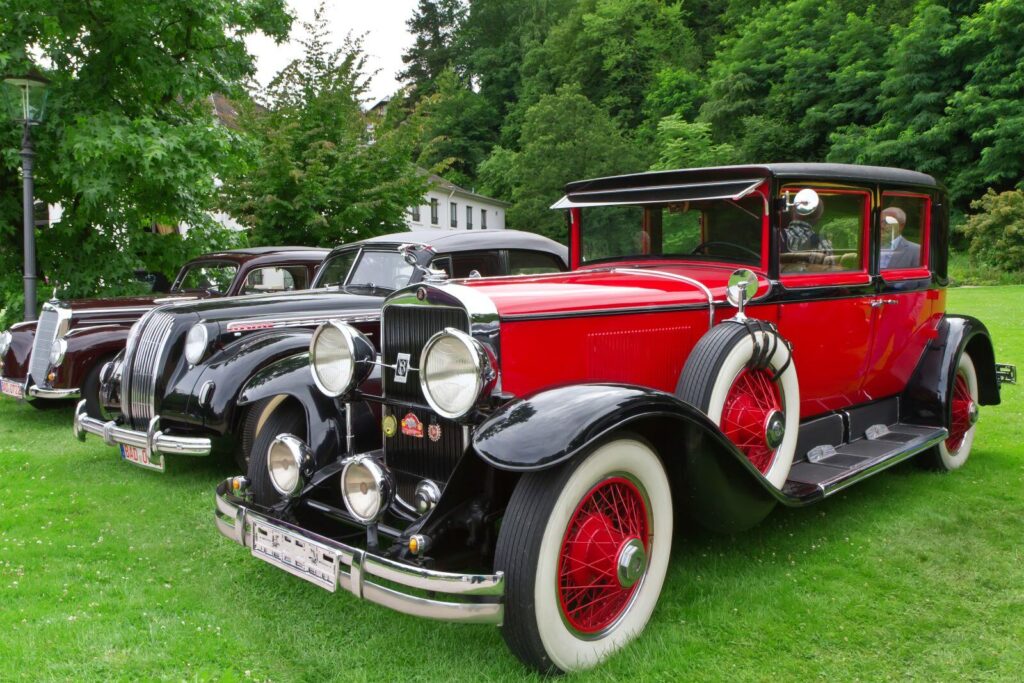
[{"xmin": 870, "ymin": 298, "xmax": 898, "ymax": 307}]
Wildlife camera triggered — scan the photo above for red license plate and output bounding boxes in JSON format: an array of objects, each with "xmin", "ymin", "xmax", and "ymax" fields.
[
  {"xmin": 1, "ymin": 379, "xmax": 23, "ymax": 399},
  {"xmin": 120, "ymin": 444, "xmax": 165, "ymax": 472}
]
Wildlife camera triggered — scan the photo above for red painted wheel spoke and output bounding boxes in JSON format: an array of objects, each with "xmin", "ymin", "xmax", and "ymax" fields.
[
  {"xmin": 945, "ymin": 373, "xmax": 973, "ymax": 453},
  {"xmin": 558, "ymin": 477, "xmax": 649, "ymax": 634},
  {"xmin": 721, "ymin": 368, "xmax": 783, "ymax": 474}
]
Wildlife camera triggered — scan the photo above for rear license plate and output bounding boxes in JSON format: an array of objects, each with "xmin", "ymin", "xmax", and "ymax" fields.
[
  {"xmin": 251, "ymin": 520, "xmax": 339, "ymax": 592},
  {"xmin": 120, "ymin": 444, "xmax": 165, "ymax": 472},
  {"xmin": 1, "ymin": 379, "xmax": 23, "ymax": 399}
]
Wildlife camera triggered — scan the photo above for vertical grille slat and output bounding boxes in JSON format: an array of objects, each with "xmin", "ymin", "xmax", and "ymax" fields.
[
  {"xmin": 381, "ymin": 304, "xmax": 470, "ymax": 490},
  {"xmin": 27, "ymin": 307, "xmax": 60, "ymax": 384},
  {"xmin": 123, "ymin": 311, "xmax": 175, "ymax": 428}
]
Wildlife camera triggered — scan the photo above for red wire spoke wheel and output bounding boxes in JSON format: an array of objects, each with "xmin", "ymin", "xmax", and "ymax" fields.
[
  {"xmin": 558, "ymin": 477, "xmax": 649, "ymax": 635},
  {"xmin": 945, "ymin": 372, "xmax": 974, "ymax": 454},
  {"xmin": 924, "ymin": 351, "xmax": 979, "ymax": 471},
  {"xmin": 720, "ymin": 368, "xmax": 785, "ymax": 474}
]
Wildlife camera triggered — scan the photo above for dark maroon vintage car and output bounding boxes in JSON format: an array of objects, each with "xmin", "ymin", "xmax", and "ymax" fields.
[
  {"xmin": 0, "ymin": 247, "xmax": 327, "ymax": 417},
  {"xmin": 214, "ymin": 164, "xmax": 1014, "ymax": 673}
]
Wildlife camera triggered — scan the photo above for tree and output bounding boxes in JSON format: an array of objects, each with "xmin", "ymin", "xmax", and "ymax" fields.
[
  {"xmin": 399, "ymin": 0, "xmax": 469, "ymax": 103},
  {"xmin": 478, "ymin": 85, "xmax": 643, "ymax": 242},
  {"xmin": 960, "ymin": 189, "xmax": 1024, "ymax": 272},
  {"xmin": 0, "ymin": 0, "xmax": 290, "ymax": 324},
  {"xmin": 219, "ymin": 7, "xmax": 427, "ymax": 247},
  {"xmin": 652, "ymin": 116, "xmax": 738, "ymax": 170}
]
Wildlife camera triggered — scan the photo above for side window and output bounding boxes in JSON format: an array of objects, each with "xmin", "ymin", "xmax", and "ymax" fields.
[
  {"xmin": 508, "ymin": 250, "xmax": 565, "ymax": 275},
  {"xmin": 431, "ymin": 256, "xmax": 452, "ymax": 277},
  {"xmin": 451, "ymin": 251, "xmax": 503, "ymax": 278},
  {"xmin": 880, "ymin": 193, "xmax": 928, "ymax": 271},
  {"xmin": 780, "ymin": 190, "xmax": 867, "ymax": 274},
  {"xmin": 241, "ymin": 266, "xmax": 305, "ymax": 294}
]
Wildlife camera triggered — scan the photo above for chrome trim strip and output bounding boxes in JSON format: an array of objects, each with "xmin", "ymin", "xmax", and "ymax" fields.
[
  {"xmin": 74, "ymin": 306, "xmax": 156, "ymax": 315},
  {"xmin": 214, "ymin": 479, "xmax": 504, "ymax": 625},
  {"xmin": 226, "ymin": 311, "xmax": 380, "ymax": 333},
  {"xmin": 73, "ymin": 401, "xmax": 211, "ymax": 456},
  {"xmin": 611, "ymin": 268, "xmax": 718, "ymax": 330},
  {"xmin": 28, "ymin": 385, "xmax": 80, "ymax": 400}
]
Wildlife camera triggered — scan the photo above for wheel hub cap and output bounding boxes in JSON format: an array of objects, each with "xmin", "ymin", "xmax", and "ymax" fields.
[
  {"xmin": 764, "ymin": 410, "xmax": 786, "ymax": 450},
  {"xmin": 616, "ymin": 538, "xmax": 646, "ymax": 589}
]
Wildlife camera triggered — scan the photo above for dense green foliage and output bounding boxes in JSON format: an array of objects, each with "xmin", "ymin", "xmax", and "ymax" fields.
[
  {"xmin": 960, "ymin": 190, "xmax": 1024, "ymax": 274},
  {"xmin": 217, "ymin": 7, "xmax": 427, "ymax": 247},
  {"xmin": 0, "ymin": 0, "xmax": 291, "ymax": 327},
  {"xmin": 0, "ymin": 286, "xmax": 1020, "ymax": 679},
  {"xmin": 394, "ymin": 0, "xmax": 1024, "ymax": 247}
]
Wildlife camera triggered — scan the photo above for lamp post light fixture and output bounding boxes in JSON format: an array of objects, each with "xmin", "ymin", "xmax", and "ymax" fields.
[{"xmin": 3, "ymin": 69, "xmax": 49, "ymax": 321}]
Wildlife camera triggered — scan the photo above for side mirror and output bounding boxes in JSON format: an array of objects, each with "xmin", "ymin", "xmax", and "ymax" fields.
[
  {"xmin": 786, "ymin": 188, "xmax": 820, "ymax": 217},
  {"xmin": 726, "ymin": 268, "xmax": 759, "ymax": 319}
]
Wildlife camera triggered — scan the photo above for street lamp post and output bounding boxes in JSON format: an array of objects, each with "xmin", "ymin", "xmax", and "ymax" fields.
[{"xmin": 3, "ymin": 70, "xmax": 49, "ymax": 321}]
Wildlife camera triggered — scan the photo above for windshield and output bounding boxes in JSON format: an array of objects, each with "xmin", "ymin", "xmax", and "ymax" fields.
[
  {"xmin": 313, "ymin": 248, "xmax": 415, "ymax": 291},
  {"xmin": 172, "ymin": 261, "xmax": 238, "ymax": 294},
  {"xmin": 578, "ymin": 196, "xmax": 765, "ymax": 266}
]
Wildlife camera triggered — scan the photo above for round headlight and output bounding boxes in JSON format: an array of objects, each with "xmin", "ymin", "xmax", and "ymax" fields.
[
  {"xmin": 419, "ymin": 329, "xmax": 494, "ymax": 419},
  {"xmin": 309, "ymin": 321, "xmax": 374, "ymax": 397},
  {"xmin": 184, "ymin": 323, "xmax": 209, "ymax": 365},
  {"xmin": 340, "ymin": 455, "xmax": 393, "ymax": 523},
  {"xmin": 49, "ymin": 338, "xmax": 67, "ymax": 367},
  {"xmin": 267, "ymin": 434, "xmax": 310, "ymax": 498},
  {"xmin": 0, "ymin": 330, "xmax": 12, "ymax": 356}
]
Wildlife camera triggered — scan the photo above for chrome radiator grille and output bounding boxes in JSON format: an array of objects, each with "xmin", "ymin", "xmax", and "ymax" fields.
[
  {"xmin": 382, "ymin": 304, "xmax": 468, "ymax": 404},
  {"xmin": 123, "ymin": 311, "xmax": 175, "ymax": 428},
  {"xmin": 27, "ymin": 306, "xmax": 61, "ymax": 384}
]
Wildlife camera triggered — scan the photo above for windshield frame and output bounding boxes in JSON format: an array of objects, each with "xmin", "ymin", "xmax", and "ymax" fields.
[
  {"xmin": 171, "ymin": 259, "xmax": 240, "ymax": 294},
  {"xmin": 312, "ymin": 246, "xmax": 417, "ymax": 292}
]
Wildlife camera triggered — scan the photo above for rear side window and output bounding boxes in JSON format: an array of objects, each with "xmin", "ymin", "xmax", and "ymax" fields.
[
  {"xmin": 241, "ymin": 266, "xmax": 307, "ymax": 294},
  {"xmin": 880, "ymin": 193, "xmax": 929, "ymax": 271},
  {"xmin": 451, "ymin": 251, "xmax": 503, "ymax": 278},
  {"xmin": 508, "ymin": 250, "xmax": 564, "ymax": 275},
  {"xmin": 780, "ymin": 189, "xmax": 867, "ymax": 274}
]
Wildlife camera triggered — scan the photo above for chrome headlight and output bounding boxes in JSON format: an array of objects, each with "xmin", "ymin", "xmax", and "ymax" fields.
[
  {"xmin": 184, "ymin": 323, "xmax": 210, "ymax": 365},
  {"xmin": 309, "ymin": 321, "xmax": 375, "ymax": 397},
  {"xmin": 0, "ymin": 330, "xmax": 11, "ymax": 356},
  {"xmin": 419, "ymin": 328, "xmax": 496, "ymax": 419},
  {"xmin": 340, "ymin": 455, "xmax": 393, "ymax": 523},
  {"xmin": 49, "ymin": 338, "xmax": 67, "ymax": 367},
  {"xmin": 267, "ymin": 434, "xmax": 310, "ymax": 498}
]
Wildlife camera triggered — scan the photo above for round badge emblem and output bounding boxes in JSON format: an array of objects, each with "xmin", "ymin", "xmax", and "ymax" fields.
[{"xmin": 382, "ymin": 414, "xmax": 398, "ymax": 438}]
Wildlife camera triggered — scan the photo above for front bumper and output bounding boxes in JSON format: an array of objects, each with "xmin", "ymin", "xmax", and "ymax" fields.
[
  {"xmin": 214, "ymin": 479, "xmax": 504, "ymax": 625},
  {"xmin": 0, "ymin": 377, "xmax": 79, "ymax": 401},
  {"xmin": 73, "ymin": 400, "xmax": 212, "ymax": 456}
]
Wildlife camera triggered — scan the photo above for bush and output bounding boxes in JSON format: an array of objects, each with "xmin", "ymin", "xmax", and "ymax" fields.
[{"xmin": 960, "ymin": 189, "xmax": 1024, "ymax": 273}]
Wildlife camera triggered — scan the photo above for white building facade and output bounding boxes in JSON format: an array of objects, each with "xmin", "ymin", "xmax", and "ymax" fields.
[{"xmin": 406, "ymin": 174, "xmax": 510, "ymax": 232}]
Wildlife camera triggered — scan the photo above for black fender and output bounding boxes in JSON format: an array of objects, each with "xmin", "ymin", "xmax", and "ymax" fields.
[
  {"xmin": 902, "ymin": 314, "xmax": 1000, "ymax": 429},
  {"xmin": 193, "ymin": 329, "xmax": 315, "ymax": 434},
  {"xmin": 472, "ymin": 383, "xmax": 792, "ymax": 533},
  {"xmin": 237, "ymin": 351, "xmax": 378, "ymax": 462}
]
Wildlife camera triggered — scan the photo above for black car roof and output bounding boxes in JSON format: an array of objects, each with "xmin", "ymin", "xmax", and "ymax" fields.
[
  {"xmin": 327, "ymin": 229, "xmax": 568, "ymax": 263},
  {"xmin": 564, "ymin": 163, "xmax": 941, "ymax": 198},
  {"xmin": 191, "ymin": 247, "xmax": 331, "ymax": 264}
]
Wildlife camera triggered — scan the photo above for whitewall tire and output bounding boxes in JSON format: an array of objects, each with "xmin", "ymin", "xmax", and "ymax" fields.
[{"xmin": 930, "ymin": 351, "xmax": 979, "ymax": 471}]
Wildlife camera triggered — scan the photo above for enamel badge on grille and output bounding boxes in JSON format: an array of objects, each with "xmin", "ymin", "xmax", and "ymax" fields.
[
  {"xmin": 382, "ymin": 414, "xmax": 398, "ymax": 438},
  {"xmin": 428, "ymin": 423, "xmax": 442, "ymax": 442},
  {"xmin": 401, "ymin": 412, "xmax": 424, "ymax": 438},
  {"xmin": 394, "ymin": 352, "xmax": 411, "ymax": 384}
]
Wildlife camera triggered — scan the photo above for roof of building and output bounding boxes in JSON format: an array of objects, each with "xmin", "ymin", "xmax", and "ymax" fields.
[{"xmin": 426, "ymin": 173, "xmax": 512, "ymax": 207}]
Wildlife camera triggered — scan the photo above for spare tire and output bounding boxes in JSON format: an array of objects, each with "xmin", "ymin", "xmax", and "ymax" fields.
[{"xmin": 676, "ymin": 320, "xmax": 799, "ymax": 489}]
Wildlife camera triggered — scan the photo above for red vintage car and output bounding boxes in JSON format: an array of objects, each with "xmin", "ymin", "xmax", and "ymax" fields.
[
  {"xmin": 0, "ymin": 247, "xmax": 327, "ymax": 417},
  {"xmin": 214, "ymin": 164, "xmax": 1014, "ymax": 673}
]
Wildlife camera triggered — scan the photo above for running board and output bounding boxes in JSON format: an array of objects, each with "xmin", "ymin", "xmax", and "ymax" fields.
[{"xmin": 781, "ymin": 424, "xmax": 948, "ymax": 503}]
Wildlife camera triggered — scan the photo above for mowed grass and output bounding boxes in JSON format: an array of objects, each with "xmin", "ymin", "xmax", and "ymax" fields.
[{"xmin": 1, "ymin": 286, "xmax": 1022, "ymax": 682}]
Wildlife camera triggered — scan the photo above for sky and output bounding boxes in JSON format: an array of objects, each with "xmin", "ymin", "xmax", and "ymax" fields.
[{"xmin": 245, "ymin": 0, "xmax": 421, "ymax": 105}]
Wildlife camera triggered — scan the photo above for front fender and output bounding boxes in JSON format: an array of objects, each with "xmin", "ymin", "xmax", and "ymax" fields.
[
  {"xmin": 194, "ymin": 329, "xmax": 315, "ymax": 434},
  {"xmin": 472, "ymin": 383, "xmax": 790, "ymax": 533},
  {"xmin": 903, "ymin": 314, "xmax": 1000, "ymax": 429},
  {"xmin": 61, "ymin": 325, "xmax": 130, "ymax": 388},
  {"xmin": 237, "ymin": 352, "xmax": 378, "ymax": 463}
]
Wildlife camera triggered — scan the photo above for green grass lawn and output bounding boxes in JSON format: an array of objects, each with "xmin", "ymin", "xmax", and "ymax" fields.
[{"xmin": 1, "ymin": 286, "xmax": 1022, "ymax": 681}]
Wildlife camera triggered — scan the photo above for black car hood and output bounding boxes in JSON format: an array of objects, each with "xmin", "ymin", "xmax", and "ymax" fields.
[{"xmin": 158, "ymin": 288, "xmax": 387, "ymax": 326}]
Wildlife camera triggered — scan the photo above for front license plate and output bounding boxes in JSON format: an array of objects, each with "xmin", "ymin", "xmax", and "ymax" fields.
[
  {"xmin": 120, "ymin": 444, "xmax": 165, "ymax": 472},
  {"xmin": 0, "ymin": 379, "xmax": 23, "ymax": 399},
  {"xmin": 251, "ymin": 520, "xmax": 340, "ymax": 592}
]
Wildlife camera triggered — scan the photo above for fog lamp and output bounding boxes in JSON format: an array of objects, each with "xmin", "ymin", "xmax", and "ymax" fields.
[
  {"xmin": 340, "ymin": 455, "xmax": 393, "ymax": 523},
  {"xmin": 267, "ymin": 434, "xmax": 310, "ymax": 498}
]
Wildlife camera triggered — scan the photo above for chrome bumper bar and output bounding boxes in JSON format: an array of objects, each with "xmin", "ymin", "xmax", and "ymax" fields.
[
  {"xmin": 28, "ymin": 384, "xmax": 80, "ymax": 400},
  {"xmin": 214, "ymin": 480, "xmax": 504, "ymax": 625},
  {"xmin": 73, "ymin": 400, "xmax": 212, "ymax": 456}
]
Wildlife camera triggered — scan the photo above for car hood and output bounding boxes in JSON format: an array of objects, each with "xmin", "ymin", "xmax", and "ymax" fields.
[
  {"xmin": 457, "ymin": 261, "xmax": 772, "ymax": 318},
  {"xmin": 158, "ymin": 288, "xmax": 387, "ymax": 326},
  {"xmin": 61, "ymin": 294, "xmax": 203, "ymax": 325}
]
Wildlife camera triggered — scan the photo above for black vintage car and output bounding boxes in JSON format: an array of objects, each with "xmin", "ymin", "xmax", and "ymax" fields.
[{"xmin": 73, "ymin": 229, "xmax": 567, "ymax": 472}]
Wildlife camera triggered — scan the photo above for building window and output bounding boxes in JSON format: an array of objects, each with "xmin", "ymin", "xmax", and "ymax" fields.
[
  {"xmin": 411, "ymin": 204, "xmax": 420, "ymax": 222},
  {"xmin": 481, "ymin": 210, "xmax": 487, "ymax": 230},
  {"xmin": 430, "ymin": 199, "xmax": 439, "ymax": 225},
  {"xmin": 450, "ymin": 202, "xmax": 458, "ymax": 228},
  {"xmin": 466, "ymin": 205, "xmax": 473, "ymax": 229}
]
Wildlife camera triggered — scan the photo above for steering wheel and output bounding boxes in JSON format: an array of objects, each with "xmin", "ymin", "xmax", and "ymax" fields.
[{"xmin": 690, "ymin": 241, "xmax": 760, "ymax": 261}]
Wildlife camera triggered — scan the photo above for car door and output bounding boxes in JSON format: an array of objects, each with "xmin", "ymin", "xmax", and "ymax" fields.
[
  {"xmin": 862, "ymin": 191, "xmax": 942, "ymax": 399},
  {"xmin": 773, "ymin": 185, "xmax": 876, "ymax": 418}
]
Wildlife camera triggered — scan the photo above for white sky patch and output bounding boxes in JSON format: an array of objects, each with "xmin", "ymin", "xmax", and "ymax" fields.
[{"xmin": 245, "ymin": 0, "xmax": 420, "ymax": 106}]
